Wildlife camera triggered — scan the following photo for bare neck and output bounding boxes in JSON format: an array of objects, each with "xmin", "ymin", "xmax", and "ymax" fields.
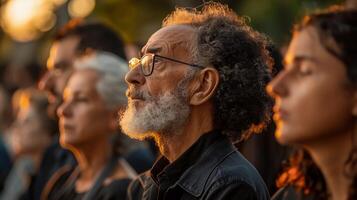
[
  {"xmin": 72, "ymin": 137, "xmax": 112, "ymax": 182},
  {"xmin": 159, "ymin": 103, "xmax": 214, "ymax": 162},
  {"xmin": 305, "ymin": 130, "xmax": 354, "ymax": 200}
]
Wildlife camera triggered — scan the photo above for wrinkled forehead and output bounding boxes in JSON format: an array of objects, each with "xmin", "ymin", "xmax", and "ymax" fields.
[{"xmin": 141, "ymin": 25, "xmax": 196, "ymax": 56}]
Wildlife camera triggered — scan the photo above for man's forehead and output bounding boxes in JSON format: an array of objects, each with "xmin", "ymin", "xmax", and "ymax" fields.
[
  {"xmin": 142, "ymin": 25, "xmax": 196, "ymax": 55},
  {"xmin": 47, "ymin": 37, "xmax": 79, "ymax": 70}
]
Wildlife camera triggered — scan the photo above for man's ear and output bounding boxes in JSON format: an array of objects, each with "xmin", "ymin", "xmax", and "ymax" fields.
[{"xmin": 189, "ymin": 67, "xmax": 220, "ymax": 106}]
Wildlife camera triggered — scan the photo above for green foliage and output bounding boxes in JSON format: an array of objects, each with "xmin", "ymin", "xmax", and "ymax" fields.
[
  {"xmin": 236, "ymin": 0, "xmax": 342, "ymax": 45},
  {"xmin": 92, "ymin": 0, "xmax": 342, "ymax": 46},
  {"xmin": 93, "ymin": 0, "xmax": 173, "ymax": 43}
]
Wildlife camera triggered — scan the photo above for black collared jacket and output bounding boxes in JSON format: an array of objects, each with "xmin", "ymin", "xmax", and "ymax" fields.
[{"xmin": 127, "ymin": 130, "xmax": 270, "ymax": 200}]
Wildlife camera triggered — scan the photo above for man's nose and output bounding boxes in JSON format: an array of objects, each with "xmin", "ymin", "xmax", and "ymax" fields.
[
  {"xmin": 125, "ymin": 66, "xmax": 146, "ymax": 86},
  {"xmin": 38, "ymin": 71, "xmax": 55, "ymax": 93}
]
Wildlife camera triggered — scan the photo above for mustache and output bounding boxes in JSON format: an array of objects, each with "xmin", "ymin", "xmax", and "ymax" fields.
[{"xmin": 126, "ymin": 88, "xmax": 151, "ymax": 100}]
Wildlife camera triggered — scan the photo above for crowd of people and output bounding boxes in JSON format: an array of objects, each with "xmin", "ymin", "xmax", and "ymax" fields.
[{"xmin": 0, "ymin": 1, "xmax": 356, "ymax": 200}]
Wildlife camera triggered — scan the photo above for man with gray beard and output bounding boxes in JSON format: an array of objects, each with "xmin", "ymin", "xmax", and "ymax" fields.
[{"xmin": 120, "ymin": 2, "xmax": 272, "ymax": 200}]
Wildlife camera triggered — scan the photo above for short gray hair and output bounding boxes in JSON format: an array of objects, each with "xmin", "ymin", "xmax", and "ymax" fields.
[{"xmin": 74, "ymin": 51, "xmax": 128, "ymax": 109}]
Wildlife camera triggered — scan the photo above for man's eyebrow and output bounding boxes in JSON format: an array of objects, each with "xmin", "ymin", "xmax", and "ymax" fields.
[
  {"xmin": 53, "ymin": 61, "xmax": 72, "ymax": 70},
  {"xmin": 141, "ymin": 47, "xmax": 162, "ymax": 55}
]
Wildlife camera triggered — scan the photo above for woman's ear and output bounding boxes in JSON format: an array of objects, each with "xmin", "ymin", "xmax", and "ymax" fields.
[{"xmin": 189, "ymin": 67, "xmax": 220, "ymax": 106}]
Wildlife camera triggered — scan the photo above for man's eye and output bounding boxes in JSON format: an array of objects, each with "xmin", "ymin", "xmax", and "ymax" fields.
[
  {"xmin": 52, "ymin": 68, "xmax": 63, "ymax": 76},
  {"xmin": 153, "ymin": 59, "xmax": 161, "ymax": 64},
  {"xmin": 76, "ymin": 97, "xmax": 89, "ymax": 102}
]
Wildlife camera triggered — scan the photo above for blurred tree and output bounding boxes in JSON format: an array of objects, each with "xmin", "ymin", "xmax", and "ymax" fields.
[
  {"xmin": 346, "ymin": 0, "xmax": 357, "ymax": 8},
  {"xmin": 236, "ymin": 0, "xmax": 342, "ymax": 45},
  {"xmin": 0, "ymin": 0, "xmax": 346, "ymax": 74},
  {"xmin": 92, "ymin": 0, "xmax": 240, "ymax": 44},
  {"xmin": 92, "ymin": 0, "xmax": 172, "ymax": 44},
  {"xmin": 91, "ymin": 0, "xmax": 342, "ymax": 46}
]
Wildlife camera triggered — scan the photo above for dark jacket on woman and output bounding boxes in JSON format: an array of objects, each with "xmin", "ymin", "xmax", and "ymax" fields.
[
  {"xmin": 42, "ymin": 164, "xmax": 131, "ymax": 200},
  {"xmin": 127, "ymin": 130, "xmax": 270, "ymax": 200}
]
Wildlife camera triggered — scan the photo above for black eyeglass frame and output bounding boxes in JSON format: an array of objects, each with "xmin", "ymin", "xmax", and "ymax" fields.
[{"xmin": 129, "ymin": 53, "xmax": 204, "ymax": 76}]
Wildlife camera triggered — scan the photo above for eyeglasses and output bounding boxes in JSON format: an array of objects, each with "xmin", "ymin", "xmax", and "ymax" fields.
[{"xmin": 128, "ymin": 53, "xmax": 203, "ymax": 76}]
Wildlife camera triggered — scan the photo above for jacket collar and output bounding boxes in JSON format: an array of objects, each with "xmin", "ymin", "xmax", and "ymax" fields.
[
  {"xmin": 174, "ymin": 135, "xmax": 235, "ymax": 197},
  {"xmin": 149, "ymin": 130, "xmax": 236, "ymax": 197}
]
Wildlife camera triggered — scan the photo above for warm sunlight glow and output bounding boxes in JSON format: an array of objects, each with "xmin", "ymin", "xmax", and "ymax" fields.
[
  {"xmin": 5, "ymin": 0, "xmax": 37, "ymax": 27},
  {"xmin": 68, "ymin": 0, "xmax": 95, "ymax": 18},
  {"xmin": 19, "ymin": 93, "xmax": 30, "ymax": 110},
  {"xmin": 50, "ymin": 0, "xmax": 68, "ymax": 6},
  {"xmin": 0, "ymin": 0, "xmax": 63, "ymax": 41},
  {"xmin": 274, "ymin": 121, "xmax": 283, "ymax": 139}
]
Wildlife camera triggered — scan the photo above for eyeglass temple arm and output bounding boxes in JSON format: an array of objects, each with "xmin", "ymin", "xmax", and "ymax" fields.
[{"xmin": 155, "ymin": 55, "xmax": 204, "ymax": 69}]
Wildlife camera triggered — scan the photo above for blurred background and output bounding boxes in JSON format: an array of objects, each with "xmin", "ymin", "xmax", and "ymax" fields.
[
  {"xmin": 0, "ymin": 0, "xmax": 351, "ymax": 198},
  {"xmin": 0, "ymin": 0, "xmax": 344, "ymax": 84}
]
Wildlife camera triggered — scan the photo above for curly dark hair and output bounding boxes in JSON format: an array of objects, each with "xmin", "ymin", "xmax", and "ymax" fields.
[
  {"xmin": 277, "ymin": 6, "xmax": 357, "ymax": 200},
  {"xmin": 163, "ymin": 2, "xmax": 273, "ymax": 142}
]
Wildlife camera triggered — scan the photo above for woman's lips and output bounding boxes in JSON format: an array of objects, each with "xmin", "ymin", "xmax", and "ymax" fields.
[
  {"xmin": 60, "ymin": 122, "xmax": 74, "ymax": 132},
  {"xmin": 273, "ymin": 106, "xmax": 289, "ymax": 122}
]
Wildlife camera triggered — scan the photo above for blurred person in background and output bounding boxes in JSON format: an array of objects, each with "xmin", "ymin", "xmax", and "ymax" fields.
[
  {"xmin": 268, "ymin": 6, "xmax": 357, "ymax": 200},
  {"xmin": 122, "ymin": 2, "xmax": 272, "ymax": 199},
  {"xmin": 346, "ymin": 0, "xmax": 357, "ymax": 9},
  {"xmin": 0, "ymin": 85, "xmax": 13, "ymax": 193},
  {"xmin": 0, "ymin": 88, "xmax": 56, "ymax": 200},
  {"xmin": 35, "ymin": 19, "xmax": 154, "ymax": 200},
  {"xmin": 42, "ymin": 51, "xmax": 136, "ymax": 200},
  {"xmin": 1, "ymin": 62, "xmax": 43, "ymax": 95},
  {"xmin": 40, "ymin": 19, "xmax": 127, "ymax": 117}
]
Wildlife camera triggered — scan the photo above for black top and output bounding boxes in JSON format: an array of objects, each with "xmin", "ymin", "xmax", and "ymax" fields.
[
  {"xmin": 127, "ymin": 130, "xmax": 270, "ymax": 200},
  {"xmin": 32, "ymin": 134, "xmax": 154, "ymax": 200},
  {"xmin": 45, "ymin": 166, "xmax": 131, "ymax": 200},
  {"xmin": 32, "ymin": 138, "xmax": 77, "ymax": 200}
]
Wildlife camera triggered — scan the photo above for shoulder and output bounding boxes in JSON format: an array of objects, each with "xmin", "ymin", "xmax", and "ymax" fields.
[
  {"xmin": 127, "ymin": 171, "xmax": 152, "ymax": 200},
  {"xmin": 40, "ymin": 165, "xmax": 74, "ymax": 200},
  {"xmin": 205, "ymin": 151, "xmax": 270, "ymax": 199},
  {"xmin": 98, "ymin": 178, "xmax": 132, "ymax": 200},
  {"xmin": 205, "ymin": 180, "xmax": 261, "ymax": 200}
]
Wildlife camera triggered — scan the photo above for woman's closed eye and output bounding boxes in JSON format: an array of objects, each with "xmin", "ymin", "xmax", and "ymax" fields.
[{"xmin": 297, "ymin": 64, "xmax": 313, "ymax": 76}]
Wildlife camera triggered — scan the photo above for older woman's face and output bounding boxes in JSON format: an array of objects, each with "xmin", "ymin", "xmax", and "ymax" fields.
[
  {"xmin": 57, "ymin": 69, "xmax": 114, "ymax": 148},
  {"xmin": 268, "ymin": 26, "xmax": 355, "ymax": 146}
]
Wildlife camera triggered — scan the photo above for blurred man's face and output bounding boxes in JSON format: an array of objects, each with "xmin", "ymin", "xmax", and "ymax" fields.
[{"xmin": 39, "ymin": 36, "xmax": 79, "ymax": 117}]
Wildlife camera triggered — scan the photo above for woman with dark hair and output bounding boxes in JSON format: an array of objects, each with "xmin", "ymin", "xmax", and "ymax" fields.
[{"xmin": 268, "ymin": 6, "xmax": 357, "ymax": 200}]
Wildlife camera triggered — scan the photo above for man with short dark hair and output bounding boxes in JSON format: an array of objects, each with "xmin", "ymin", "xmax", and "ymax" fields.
[
  {"xmin": 40, "ymin": 20, "xmax": 127, "ymax": 117},
  {"xmin": 120, "ymin": 2, "xmax": 272, "ymax": 200},
  {"xmin": 33, "ymin": 20, "xmax": 153, "ymax": 200},
  {"xmin": 32, "ymin": 20, "xmax": 130, "ymax": 200}
]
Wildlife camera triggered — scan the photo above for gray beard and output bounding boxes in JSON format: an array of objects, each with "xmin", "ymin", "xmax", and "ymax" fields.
[{"xmin": 119, "ymin": 82, "xmax": 191, "ymax": 141}]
